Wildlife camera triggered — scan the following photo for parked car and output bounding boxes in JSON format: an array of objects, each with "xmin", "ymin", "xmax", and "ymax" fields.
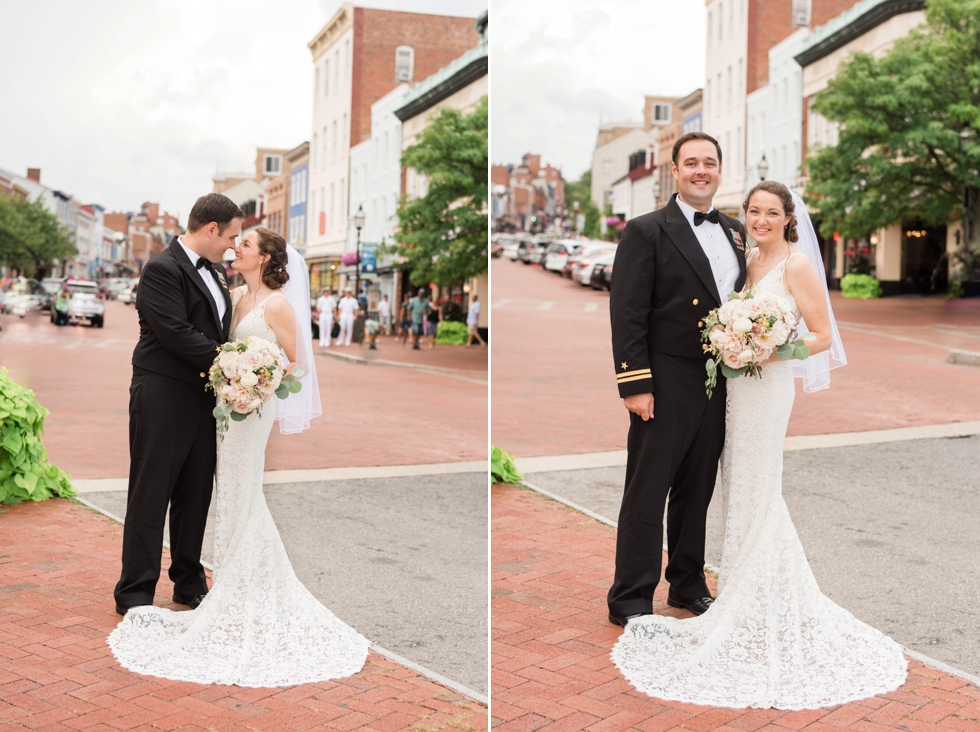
[
  {"xmin": 38, "ymin": 278, "xmax": 64, "ymax": 311},
  {"xmin": 117, "ymin": 279, "xmax": 139, "ymax": 305},
  {"xmin": 502, "ymin": 239, "xmax": 521, "ymax": 260},
  {"xmin": 565, "ymin": 242, "xmax": 616, "ymax": 279},
  {"xmin": 543, "ymin": 241, "xmax": 582, "ymax": 273},
  {"xmin": 103, "ymin": 277, "xmax": 131, "ymax": 300},
  {"xmin": 64, "ymin": 280, "xmax": 105, "ymax": 327},
  {"xmin": 590, "ymin": 257, "xmax": 617, "ymax": 290},
  {"xmin": 574, "ymin": 248, "xmax": 617, "ymax": 287},
  {"xmin": 517, "ymin": 238, "xmax": 545, "ymax": 265}
]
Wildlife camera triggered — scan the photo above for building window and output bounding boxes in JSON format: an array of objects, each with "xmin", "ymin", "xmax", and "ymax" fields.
[
  {"xmin": 313, "ymin": 134, "xmax": 318, "ymax": 169},
  {"xmin": 718, "ymin": 2, "xmax": 723, "ymax": 40},
  {"xmin": 727, "ymin": 66, "xmax": 732, "ymax": 110},
  {"xmin": 717, "ymin": 73, "xmax": 722, "ymax": 113},
  {"xmin": 395, "ymin": 45, "xmax": 414, "ymax": 82},
  {"xmin": 792, "ymin": 0, "xmax": 811, "ymax": 27},
  {"xmin": 707, "ymin": 11, "xmax": 712, "ymax": 45},
  {"xmin": 264, "ymin": 155, "xmax": 282, "ymax": 175},
  {"xmin": 325, "ymin": 60, "xmax": 330, "ymax": 96},
  {"xmin": 736, "ymin": 125, "xmax": 742, "ymax": 172},
  {"xmin": 322, "ymin": 128, "xmax": 327, "ymax": 168},
  {"xmin": 342, "ymin": 113, "xmax": 347, "ymax": 151},
  {"xmin": 330, "ymin": 183, "xmax": 335, "ymax": 231},
  {"xmin": 332, "ymin": 121, "xmax": 337, "ymax": 163},
  {"xmin": 602, "ymin": 159, "xmax": 611, "ymax": 175},
  {"xmin": 315, "ymin": 69, "xmax": 319, "ymax": 102},
  {"xmin": 652, "ymin": 103, "xmax": 671, "ymax": 123},
  {"xmin": 705, "ymin": 80, "xmax": 711, "ymax": 118},
  {"xmin": 340, "ymin": 178, "xmax": 345, "ymax": 226},
  {"xmin": 345, "ymin": 40, "xmax": 350, "ymax": 84},
  {"xmin": 729, "ymin": 0, "xmax": 734, "ymax": 36},
  {"xmin": 334, "ymin": 50, "xmax": 339, "ymax": 92}
]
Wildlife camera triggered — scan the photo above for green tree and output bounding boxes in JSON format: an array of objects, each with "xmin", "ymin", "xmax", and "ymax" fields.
[
  {"xmin": 0, "ymin": 194, "xmax": 76, "ymax": 276},
  {"xmin": 388, "ymin": 96, "xmax": 488, "ymax": 287},
  {"xmin": 806, "ymin": 0, "xmax": 980, "ymax": 280},
  {"xmin": 564, "ymin": 169, "xmax": 601, "ymax": 238}
]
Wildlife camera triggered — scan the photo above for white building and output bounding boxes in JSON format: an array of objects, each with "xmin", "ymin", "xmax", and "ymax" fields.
[
  {"xmin": 745, "ymin": 28, "xmax": 809, "ymax": 197},
  {"xmin": 306, "ymin": 6, "xmax": 354, "ymax": 270},
  {"xmin": 347, "ymin": 83, "xmax": 409, "ymax": 303},
  {"xmin": 703, "ymin": 0, "xmax": 750, "ymax": 216},
  {"xmin": 590, "ymin": 125, "xmax": 657, "ymax": 211}
]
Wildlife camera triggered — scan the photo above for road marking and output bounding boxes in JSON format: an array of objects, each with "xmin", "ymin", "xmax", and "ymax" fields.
[
  {"xmin": 93, "ymin": 339, "xmax": 117, "ymax": 348},
  {"xmin": 63, "ymin": 341, "xmax": 82, "ymax": 349},
  {"xmin": 584, "ymin": 303, "xmax": 598, "ymax": 312},
  {"xmin": 511, "ymin": 480, "xmax": 980, "ymax": 690},
  {"xmin": 491, "ymin": 299, "xmax": 512, "ymax": 309},
  {"xmin": 74, "ymin": 496, "xmax": 488, "ymax": 705},
  {"xmin": 837, "ymin": 322, "xmax": 964, "ymax": 351},
  {"xmin": 315, "ymin": 351, "xmax": 487, "ymax": 385},
  {"xmin": 538, "ymin": 301, "xmax": 555, "ymax": 310},
  {"xmin": 70, "ymin": 460, "xmax": 489, "ymax": 494},
  {"xmin": 513, "ymin": 421, "xmax": 980, "ymax": 474},
  {"xmin": 935, "ymin": 325, "xmax": 980, "ymax": 341}
]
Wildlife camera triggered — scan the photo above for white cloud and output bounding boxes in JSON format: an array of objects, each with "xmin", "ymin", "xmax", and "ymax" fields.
[
  {"xmin": 491, "ymin": 0, "xmax": 706, "ymax": 181},
  {"xmin": 0, "ymin": 0, "xmax": 486, "ymax": 221}
]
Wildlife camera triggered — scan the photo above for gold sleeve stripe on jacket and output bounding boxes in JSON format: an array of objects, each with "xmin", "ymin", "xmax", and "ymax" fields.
[
  {"xmin": 617, "ymin": 373, "xmax": 653, "ymax": 384},
  {"xmin": 616, "ymin": 368, "xmax": 651, "ymax": 380}
]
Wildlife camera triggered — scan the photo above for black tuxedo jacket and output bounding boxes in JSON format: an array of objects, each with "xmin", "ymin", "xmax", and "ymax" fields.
[
  {"xmin": 610, "ymin": 194, "xmax": 747, "ymax": 398},
  {"xmin": 132, "ymin": 238, "xmax": 232, "ymax": 386}
]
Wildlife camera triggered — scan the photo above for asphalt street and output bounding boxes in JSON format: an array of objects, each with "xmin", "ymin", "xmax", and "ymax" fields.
[
  {"xmin": 83, "ymin": 471, "xmax": 488, "ymax": 695},
  {"xmin": 523, "ymin": 435, "xmax": 980, "ymax": 679}
]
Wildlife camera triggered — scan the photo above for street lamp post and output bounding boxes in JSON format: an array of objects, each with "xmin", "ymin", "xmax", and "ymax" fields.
[
  {"xmin": 354, "ymin": 204, "xmax": 365, "ymax": 304},
  {"xmin": 757, "ymin": 154, "xmax": 769, "ymax": 182}
]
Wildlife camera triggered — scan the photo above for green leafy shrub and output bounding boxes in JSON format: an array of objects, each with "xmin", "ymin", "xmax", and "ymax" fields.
[
  {"xmin": 840, "ymin": 273, "xmax": 882, "ymax": 299},
  {"xmin": 435, "ymin": 320, "xmax": 468, "ymax": 345},
  {"xmin": 948, "ymin": 279, "xmax": 964, "ymax": 299},
  {"xmin": 491, "ymin": 446, "xmax": 523, "ymax": 485},
  {"xmin": 0, "ymin": 368, "xmax": 75, "ymax": 504}
]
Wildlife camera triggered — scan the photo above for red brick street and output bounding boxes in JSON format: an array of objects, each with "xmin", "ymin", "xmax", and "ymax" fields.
[
  {"xmin": 492, "ymin": 483, "xmax": 980, "ymax": 732},
  {"xmin": 0, "ymin": 498, "xmax": 487, "ymax": 731},
  {"xmin": 490, "ymin": 257, "xmax": 980, "ymax": 458},
  {"xmin": 0, "ymin": 301, "xmax": 487, "ymax": 480}
]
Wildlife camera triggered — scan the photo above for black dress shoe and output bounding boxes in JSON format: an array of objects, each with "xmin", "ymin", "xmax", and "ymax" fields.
[
  {"xmin": 666, "ymin": 595, "xmax": 715, "ymax": 615},
  {"xmin": 172, "ymin": 591, "xmax": 208, "ymax": 609},
  {"xmin": 607, "ymin": 610, "xmax": 652, "ymax": 627}
]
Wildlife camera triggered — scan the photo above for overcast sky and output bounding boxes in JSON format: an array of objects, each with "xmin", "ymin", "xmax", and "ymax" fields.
[
  {"xmin": 0, "ymin": 0, "xmax": 486, "ymax": 223},
  {"xmin": 492, "ymin": 0, "xmax": 706, "ymax": 181}
]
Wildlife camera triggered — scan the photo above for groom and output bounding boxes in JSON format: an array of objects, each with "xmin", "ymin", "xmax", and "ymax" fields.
[
  {"xmin": 113, "ymin": 193, "xmax": 244, "ymax": 616},
  {"xmin": 607, "ymin": 132, "xmax": 746, "ymax": 626}
]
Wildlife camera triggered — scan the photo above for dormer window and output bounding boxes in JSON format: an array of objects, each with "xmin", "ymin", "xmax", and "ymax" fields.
[
  {"xmin": 264, "ymin": 155, "xmax": 282, "ymax": 175},
  {"xmin": 395, "ymin": 46, "xmax": 414, "ymax": 82},
  {"xmin": 652, "ymin": 103, "xmax": 671, "ymax": 123}
]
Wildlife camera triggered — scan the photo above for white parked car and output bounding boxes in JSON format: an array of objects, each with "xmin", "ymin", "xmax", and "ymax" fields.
[
  {"xmin": 117, "ymin": 279, "xmax": 139, "ymax": 305},
  {"xmin": 543, "ymin": 241, "xmax": 582, "ymax": 273},
  {"xmin": 65, "ymin": 280, "xmax": 105, "ymax": 327},
  {"xmin": 573, "ymin": 247, "xmax": 617, "ymax": 286}
]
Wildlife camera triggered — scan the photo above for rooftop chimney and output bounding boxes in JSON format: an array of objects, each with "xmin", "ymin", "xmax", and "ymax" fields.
[{"xmin": 27, "ymin": 168, "xmax": 40, "ymax": 183}]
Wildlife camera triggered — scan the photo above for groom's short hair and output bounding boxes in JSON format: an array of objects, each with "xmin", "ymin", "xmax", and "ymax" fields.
[
  {"xmin": 187, "ymin": 193, "xmax": 246, "ymax": 234},
  {"xmin": 672, "ymin": 132, "xmax": 722, "ymax": 167}
]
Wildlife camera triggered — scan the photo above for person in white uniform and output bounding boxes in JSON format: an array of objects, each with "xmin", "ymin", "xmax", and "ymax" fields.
[
  {"xmin": 336, "ymin": 288, "xmax": 358, "ymax": 346},
  {"xmin": 315, "ymin": 288, "xmax": 337, "ymax": 347},
  {"xmin": 377, "ymin": 294, "xmax": 392, "ymax": 335}
]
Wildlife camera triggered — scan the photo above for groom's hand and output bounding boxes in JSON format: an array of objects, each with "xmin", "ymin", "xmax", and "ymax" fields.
[{"xmin": 624, "ymin": 393, "xmax": 654, "ymax": 421}]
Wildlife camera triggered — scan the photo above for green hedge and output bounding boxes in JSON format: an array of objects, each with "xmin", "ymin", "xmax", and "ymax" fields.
[
  {"xmin": 841, "ymin": 273, "xmax": 882, "ymax": 299},
  {"xmin": 436, "ymin": 320, "xmax": 468, "ymax": 345},
  {"xmin": 0, "ymin": 368, "xmax": 75, "ymax": 505}
]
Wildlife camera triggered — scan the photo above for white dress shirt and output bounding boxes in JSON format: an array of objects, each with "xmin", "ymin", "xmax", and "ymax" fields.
[
  {"xmin": 378, "ymin": 299, "xmax": 391, "ymax": 318},
  {"xmin": 316, "ymin": 295, "xmax": 337, "ymax": 316},
  {"xmin": 177, "ymin": 237, "xmax": 226, "ymax": 322},
  {"xmin": 675, "ymin": 196, "xmax": 741, "ymax": 302}
]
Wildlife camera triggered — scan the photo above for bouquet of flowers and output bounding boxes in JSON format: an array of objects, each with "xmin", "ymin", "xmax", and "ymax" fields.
[
  {"xmin": 206, "ymin": 336, "xmax": 303, "ymax": 437},
  {"xmin": 701, "ymin": 289, "xmax": 814, "ymax": 398}
]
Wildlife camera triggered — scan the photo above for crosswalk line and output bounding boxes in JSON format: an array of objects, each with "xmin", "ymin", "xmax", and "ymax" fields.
[
  {"xmin": 491, "ymin": 299, "xmax": 512, "ymax": 309},
  {"xmin": 584, "ymin": 303, "xmax": 598, "ymax": 312},
  {"xmin": 537, "ymin": 301, "xmax": 555, "ymax": 310}
]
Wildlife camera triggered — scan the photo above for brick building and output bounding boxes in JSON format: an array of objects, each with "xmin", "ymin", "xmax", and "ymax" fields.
[
  {"xmin": 103, "ymin": 202, "xmax": 179, "ymax": 273},
  {"xmin": 305, "ymin": 2, "xmax": 480, "ymax": 290}
]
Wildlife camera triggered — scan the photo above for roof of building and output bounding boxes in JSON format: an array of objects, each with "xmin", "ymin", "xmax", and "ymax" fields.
[
  {"xmin": 393, "ymin": 15, "xmax": 488, "ymax": 122},
  {"xmin": 795, "ymin": 0, "xmax": 925, "ymax": 68}
]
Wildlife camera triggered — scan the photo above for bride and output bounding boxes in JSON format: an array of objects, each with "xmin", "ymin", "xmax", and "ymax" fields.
[
  {"xmin": 109, "ymin": 227, "xmax": 369, "ymax": 687},
  {"xmin": 611, "ymin": 182, "xmax": 907, "ymax": 708}
]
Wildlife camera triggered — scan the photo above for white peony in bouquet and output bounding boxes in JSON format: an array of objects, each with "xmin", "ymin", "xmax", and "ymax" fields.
[
  {"xmin": 701, "ymin": 289, "xmax": 814, "ymax": 398},
  {"xmin": 206, "ymin": 336, "xmax": 303, "ymax": 437}
]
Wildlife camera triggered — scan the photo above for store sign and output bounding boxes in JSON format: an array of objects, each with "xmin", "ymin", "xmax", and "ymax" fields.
[{"xmin": 361, "ymin": 243, "xmax": 378, "ymax": 274}]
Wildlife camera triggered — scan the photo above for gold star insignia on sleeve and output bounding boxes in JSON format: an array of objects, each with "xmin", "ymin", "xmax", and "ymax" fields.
[{"xmin": 621, "ymin": 362, "xmax": 628, "ymax": 370}]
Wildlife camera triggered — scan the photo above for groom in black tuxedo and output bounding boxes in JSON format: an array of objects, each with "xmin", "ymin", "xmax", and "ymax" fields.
[
  {"xmin": 607, "ymin": 132, "xmax": 747, "ymax": 625},
  {"xmin": 114, "ymin": 193, "xmax": 244, "ymax": 616}
]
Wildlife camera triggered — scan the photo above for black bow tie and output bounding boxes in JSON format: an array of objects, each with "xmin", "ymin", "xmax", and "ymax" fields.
[
  {"xmin": 693, "ymin": 209, "xmax": 721, "ymax": 226},
  {"xmin": 196, "ymin": 257, "xmax": 215, "ymax": 273}
]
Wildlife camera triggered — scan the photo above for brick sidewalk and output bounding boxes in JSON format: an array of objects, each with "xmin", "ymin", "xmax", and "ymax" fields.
[
  {"xmin": 492, "ymin": 483, "xmax": 980, "ymax": 731},
  {"xmin": 321, "ymin": 338, "xmax": 487, "ymax": 374},
  {"xmin": 0, "ymin": 498, "xmax": 488, "ymax": 731}
]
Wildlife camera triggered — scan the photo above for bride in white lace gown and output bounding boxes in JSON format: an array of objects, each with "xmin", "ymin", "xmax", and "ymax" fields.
[
  {"xmin": 612, "ymin": 183, "xmax": 907, "ymax": 708},
  {"xmin": 109, "ymin": 228, "xmax": 369, "ymax": 687}
]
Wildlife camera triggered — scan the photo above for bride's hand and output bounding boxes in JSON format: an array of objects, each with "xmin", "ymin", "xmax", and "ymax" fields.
[{"xmin": 285, "ymin": 362, "xmax": 298, "ymax": 376}]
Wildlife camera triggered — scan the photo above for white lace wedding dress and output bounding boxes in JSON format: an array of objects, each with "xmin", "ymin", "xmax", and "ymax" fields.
[
  {"xmin": 611, "ymin": 253, "xmax": 907, "ymax": 709},
  {"xmin": 109, "ymin": 292, "xmax": 369, "ymax": 687}
]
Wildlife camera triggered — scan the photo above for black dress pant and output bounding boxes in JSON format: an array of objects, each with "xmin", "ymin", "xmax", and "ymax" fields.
[
  {"xmin": 114, "ymin": 369, "xmax": 215, "ymax": 608},
  {"xmin": 607, "ymin": 352, "xmax": 727, "ymax": 618}
]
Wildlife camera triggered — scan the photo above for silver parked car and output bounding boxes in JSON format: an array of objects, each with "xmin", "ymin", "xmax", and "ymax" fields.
[{"xmin": 65, "ymin": 280, "xmax": 105, "ymax": 327}]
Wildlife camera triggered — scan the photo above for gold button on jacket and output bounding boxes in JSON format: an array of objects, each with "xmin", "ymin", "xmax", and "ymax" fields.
[{"xmin": 692, "ymin": 298, "xmax": 699, "ymax": 306}]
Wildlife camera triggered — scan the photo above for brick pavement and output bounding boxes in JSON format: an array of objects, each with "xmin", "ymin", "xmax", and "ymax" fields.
[
  {"xmin": 321, "ymin": 337, "xmax": 487, "ymax": 374},
  {"xmin": 492, "ymin": 482, "xmax": 980, "ymax": 731},
  {"xmin": 490, "ymin": 258, "xmax": 980, "ymax": 457},
  {"xmin": 0, "ymin": 497, "xmax": 488, "ymax": 731},
  {"xmin": 0, "ymin": 303, "xmax": 486, "ymax": 480}
]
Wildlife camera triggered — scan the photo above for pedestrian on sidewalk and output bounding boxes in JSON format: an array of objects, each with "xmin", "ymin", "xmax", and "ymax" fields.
[
  {"xmin": 336, "ymin": 288, "xmax": 358, "ymax": 346},
  {"xmin": 398, "ymin": 295, "xmax": 412, "ymax": 346},
  {"xmin": 465, "ymin": 295, "xmax": 485, "ymax": 347},
  {"xmin": 425, "ymin": 298, "xmax": 442, "ymax": 349},
  {"xmin": 315, "ymin": 288, "xmax": 337, "ymax": 348},
  {"xmin": 405, "ymin": 288, "xmax": 430, "ymax": 351},
  {"xmin": 378, "ymin": 294, "xmax": 392, "ymax": 336}
]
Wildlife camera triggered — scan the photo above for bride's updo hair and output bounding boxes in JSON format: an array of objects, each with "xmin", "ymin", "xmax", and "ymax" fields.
[
  {"xmin": 742, "ymin": 180, "xmax": 799, "ymax": 243},
  {"xmin": 254, "ymin": 227, "xmax": 290, "ymax": 289}
]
